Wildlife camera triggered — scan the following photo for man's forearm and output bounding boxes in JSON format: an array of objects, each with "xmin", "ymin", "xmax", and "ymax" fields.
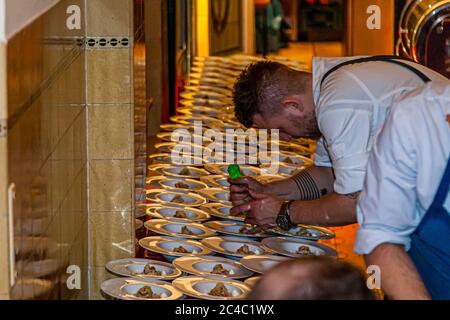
[
  {"xmin": 289, "ymin": 192, "xmax": 358, "ymax": 226},
  {"xmin": 265, "ymin": 166, "xmax": 334, "ymax": 200},
  {"xmin": 365, "ymin": 243, "xmax": 431, "ymax": 300}
]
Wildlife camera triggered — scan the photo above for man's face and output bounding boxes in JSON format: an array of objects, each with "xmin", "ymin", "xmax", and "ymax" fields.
[{"xmin": 251, "ymin": 100, "xmax": 321, "ymax": 141}]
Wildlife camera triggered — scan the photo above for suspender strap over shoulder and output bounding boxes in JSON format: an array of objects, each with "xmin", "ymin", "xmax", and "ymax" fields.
[{"xmin": 320, "ymin": 55, "xmax": 432, "ymax": 87}]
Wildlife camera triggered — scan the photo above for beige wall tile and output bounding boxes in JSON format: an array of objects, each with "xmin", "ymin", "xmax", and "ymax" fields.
[
  {"xmin": 89, "ymin": 211, "xmax": 133, "ymax": 267},
  {"xmin": 86, "ymin": 0, "xmax": 131, "ymax": 37},
  {"xmin": 0, "ymin": 216, "xmax": 10, "ymax": 297},
  {"xmin": 87, "ymin": 49, "xmax": 131, "ymax": 104},
  {"xmin": 89, "ymin": 160, "xmax": 133, "ymax": 212},
  {"xmin": 88, "ymin": 104, "xmax": 132, "ymax": 159},
  {"xmin": 90, "ymin": 266, "xmax": 116, "ymax": 300}
]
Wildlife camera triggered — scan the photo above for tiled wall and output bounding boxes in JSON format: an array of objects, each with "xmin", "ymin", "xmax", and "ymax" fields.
[
  {"xmin": 0, "ymin": 0, "xmax": 136, "ymax": 300},
  {"xmin": 5, "ymin": 0, "xmax": 88, "ymax": 299},
  {"xmin": 85, "ymin": 0, "xmax": 134, "ymax": 300}
]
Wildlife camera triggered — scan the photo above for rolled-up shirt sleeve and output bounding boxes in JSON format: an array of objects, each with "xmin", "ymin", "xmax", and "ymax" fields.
[
  {"xmin": 313, "ymin": 137, "xmax": 332, "ymax": 167},
  {"xmin": 354, "ymin": 107, "xmax": 420, "ymax": 254},
  {"xmin": 318, "ymin": 107, "xmax": 372, "ymax": 194}
]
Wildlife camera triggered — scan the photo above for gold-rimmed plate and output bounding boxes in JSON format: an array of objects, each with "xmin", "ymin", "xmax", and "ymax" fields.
[
  {"xmin": 146, "ymin": 206, "xmax": 210, "ymax": 223},
  {"xmin": 173, "ymin": 256, "xmax": 253, "ymax": 279},
  {"xmin": 158, "ymin": 178, "xmax": 208, "ymax": 193},
  {"xmin": 145, "ymin": 219, "xmax": 216, "ymax": 240},
  {"xmin": 105, "ymin": 258, "xmax": 182, "ymax": 280},
  {"xmin": 204, "ymin": 221, "xmax": 269, "ymax": 238},
  {"xmin": 201, "ymin": 236, "xmax": 271, "ymax": 260},
  {"xmin": 239, "ymin": 255, "xmax": 291, "ymax": 275},
  {"xmin": 208, "ymin": 204, "xmax": 245, "ymax": 222},
  {"xmin": 101, "ymin": 277, "xmax": 183, "ymax": 300},
  {"xmin": 172, "ymin": 276, "xmax": 250, "ymax": 300},
  {"xmin": 161, "ymin": 166, "xmax": 210, "ymax": 179},
  {"xmin": 261, "ymin": 237, "xmax": 337, "ymax": 259},
  {"xmin": 268, "ymin": 225, "xmax": 336, "ymax": 241},
  {"xmin": 154, "ymin": 191, "xmax": 206, "ymax": 207},
  {"xmin": 197, "ymin": 188, "xmax": 231, "ymax": 206},
  {"xmin": 200, "ymin": 175, "xmax": 230, "ymax": 189},
  {"xmin": 139, "ymin": 236, "xmax": 213, "ymax": 262}
]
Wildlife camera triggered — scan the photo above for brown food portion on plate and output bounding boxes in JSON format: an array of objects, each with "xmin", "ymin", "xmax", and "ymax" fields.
[
  {"xmin": 297, "ymin": 245, "xmax": 312, "ymax": 256},
  {"xmin": 171, "ymin": 195, "xmax": 185, "ymax": 204},
  {"xmin": 209, "ymin": 283, "xmax": 230, "ymax": 297},
  {"xmin": 174, "ymin": 246, "xmax": 189, "ymax": 253},
  {"xmin": 142, "ymin": 264, "xmax": 162, "ymax": 276},
  {"xmin": 296, "ymin": 229, "xmax": 313, "ymax": 237},
  {"xmin": 181, "ymin": 226, "xmax": 195, "ymax": 235},
  {"xmin": 175, "ymin": 182, "xmax": 189, "ymax": 189},
  {"xmin": 135, "ymin": 286, "xmax": 160, "ymax": 299},
  {"xmin": 211, "ymin": 264, "xmax": 230, "ymax": 275},
  {"xmin": 179, "ymin": 167, "xmax": 190, "ymax": 175},
  {"xmin": 236, "ymin": 244, "xmax": 255, "ymax": 255},
  {"xmin": 174, "ymin": 211, "xmax": 187, "ymax": 218}
]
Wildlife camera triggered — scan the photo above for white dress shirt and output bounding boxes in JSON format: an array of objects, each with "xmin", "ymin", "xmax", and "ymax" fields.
[
  {"xmin": 354, "ymin": 81, "xmax": 450, "ymax": 254},
  {"xmin": 312, "ymin": 56, "xmax": 447, "ymax": 194}
]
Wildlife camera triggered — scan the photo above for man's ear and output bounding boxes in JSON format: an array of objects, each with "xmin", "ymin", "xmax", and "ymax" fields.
[{"xmin": 282, "ymin": 95, "xmax": 305, "ymax": 115}]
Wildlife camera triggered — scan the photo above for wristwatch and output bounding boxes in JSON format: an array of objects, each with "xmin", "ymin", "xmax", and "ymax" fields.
[{"xmin": 276, "ymin": 200, "xmax": 295, "ymax": 231}]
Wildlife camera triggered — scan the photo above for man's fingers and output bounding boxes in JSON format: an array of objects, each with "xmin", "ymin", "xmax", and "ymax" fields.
[
  {"xmin": 248, "ymin": 189, "xmax": 270, "ymax": 200},
  {"xmin": 230, "ymin": 192, "xmax": 249, "ymax": 201},
  {"xmin": 230, "ymin": 184, "xmax": 248, "ymax": 193},
  {"xmin": 231, "ymin": 202, "xmax": 252, "ymax": 215}
]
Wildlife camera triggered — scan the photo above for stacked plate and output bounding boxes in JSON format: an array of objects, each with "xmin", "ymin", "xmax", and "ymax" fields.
[{"xmin": 103, "ymin": 55, "xmax": 335, "ymax": 300}]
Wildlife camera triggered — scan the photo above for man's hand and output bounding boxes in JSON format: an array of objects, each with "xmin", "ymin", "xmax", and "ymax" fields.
[
  {"xmin": 230, "ymin": 190, "xmax": 283, "ymax": 230},
  {"xmin": 228, "ymin": 177, "xmax": 266, "ymax": 207}
]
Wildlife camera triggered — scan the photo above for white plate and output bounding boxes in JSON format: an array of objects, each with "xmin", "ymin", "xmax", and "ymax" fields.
[
  {"xmin": 179, "ymin": 90, "xmax": 227, "ymax": 101},
  {"xmin": 201, "ymin": 236, "xmax": 271, "ymax": 259},
  {"xmin": 172, "ymin": 276, "xmax": 250, "ymax": 300},
  {"xmin": 146, "ymin": 176, "xmax": 166, "ymax": 188},
  {"xmin": 180, "ymin": 98, "xmax": 229, "ymax": 108},
  {"xmin": 208, "ymin": 204, "xmax": 245, "ymax": 222},
  {"xmin": 155, "ymin": 191, "xmax": 206, "ymax": 207},
  {"xmin": 145, "ymin": 219, "xmax": 216, "ymax": 240},
  {"xmin": 170, "ymin": 115, "xmax": 224, "ymax": 128},
  {"xmin": 203, "ymin": 221, "xmax": 269, "ymax": 238},
  {"xmin": 148, "ymin": 164, "xmax": 171, "ymax": 176},
  {"xmin": 158, "ymin": 178, "xmax": 208, "ymax": 193},
  {"xmin": 105, "ymin": 258, "xmax": 182, "ymax": 280},
  {"xmin": 183, "ymin": 85, "xmax": 232, "ymax": 96},
  {"xmin": 146, "ymin": 206, "xmax": 210, "ymax": 222},
  {"xmin": 161, "ymin": 166, "xmax": 210, "ymax": 179},
  {"xmin": 261, "ymin": 237, "xmax": 337, "ymax": 258},
  {"xmin": 239, "ymin": 255, "xmax": 291, "ymax": 275},
  {"xmin": 145, "ymin": 189, "xmax": 167, "ymax": 202},
  {"xmin": 244, "ymin": 276, "xmax": 261, "ymax": 288},
  {"xmin": 173, "ymin": 256, "xmax": 253, "ymax": 279},
  {"xmin": 197, "ymin": 188, "xmax": 231, "ymax": 205},
  {"xmin": 139, "ymin": 236, "xmax": 213, "ymax": 261},
  {"xmin": 200, "ymin": 175, "xmax": 230, "ymax": 189},
  {"xmin": 101, "ymin": 277, "xmax": 183, "ymax": 300},
  {"xmin": 269, "ymin": 225, "xmax": 336, "ymax": 241}
]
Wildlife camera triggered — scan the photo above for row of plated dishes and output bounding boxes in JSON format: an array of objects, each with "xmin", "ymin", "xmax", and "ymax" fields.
[{"xmin": 101, "ymin": 55, "xmax": 334, "ymax": 300}]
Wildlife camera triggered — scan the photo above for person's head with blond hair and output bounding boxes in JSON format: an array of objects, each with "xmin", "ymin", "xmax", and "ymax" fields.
[{"xmin": 247, "ymin": 256, "xmax": 375, "ymax": 300}]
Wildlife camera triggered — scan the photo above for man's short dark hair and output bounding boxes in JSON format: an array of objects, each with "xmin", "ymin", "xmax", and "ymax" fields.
[
  {"xmin": 233, "ymin": 61, "xmax": 310, "ymax": 128},
  {"xmin": 248, "ymin": 256, "xmax": 376, "ymax": 300}
]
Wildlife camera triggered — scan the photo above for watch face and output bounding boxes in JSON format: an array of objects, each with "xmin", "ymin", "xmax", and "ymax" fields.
[{"xmin": 276, "ymin": 215, "xmax": 290, "ymax": 231}]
